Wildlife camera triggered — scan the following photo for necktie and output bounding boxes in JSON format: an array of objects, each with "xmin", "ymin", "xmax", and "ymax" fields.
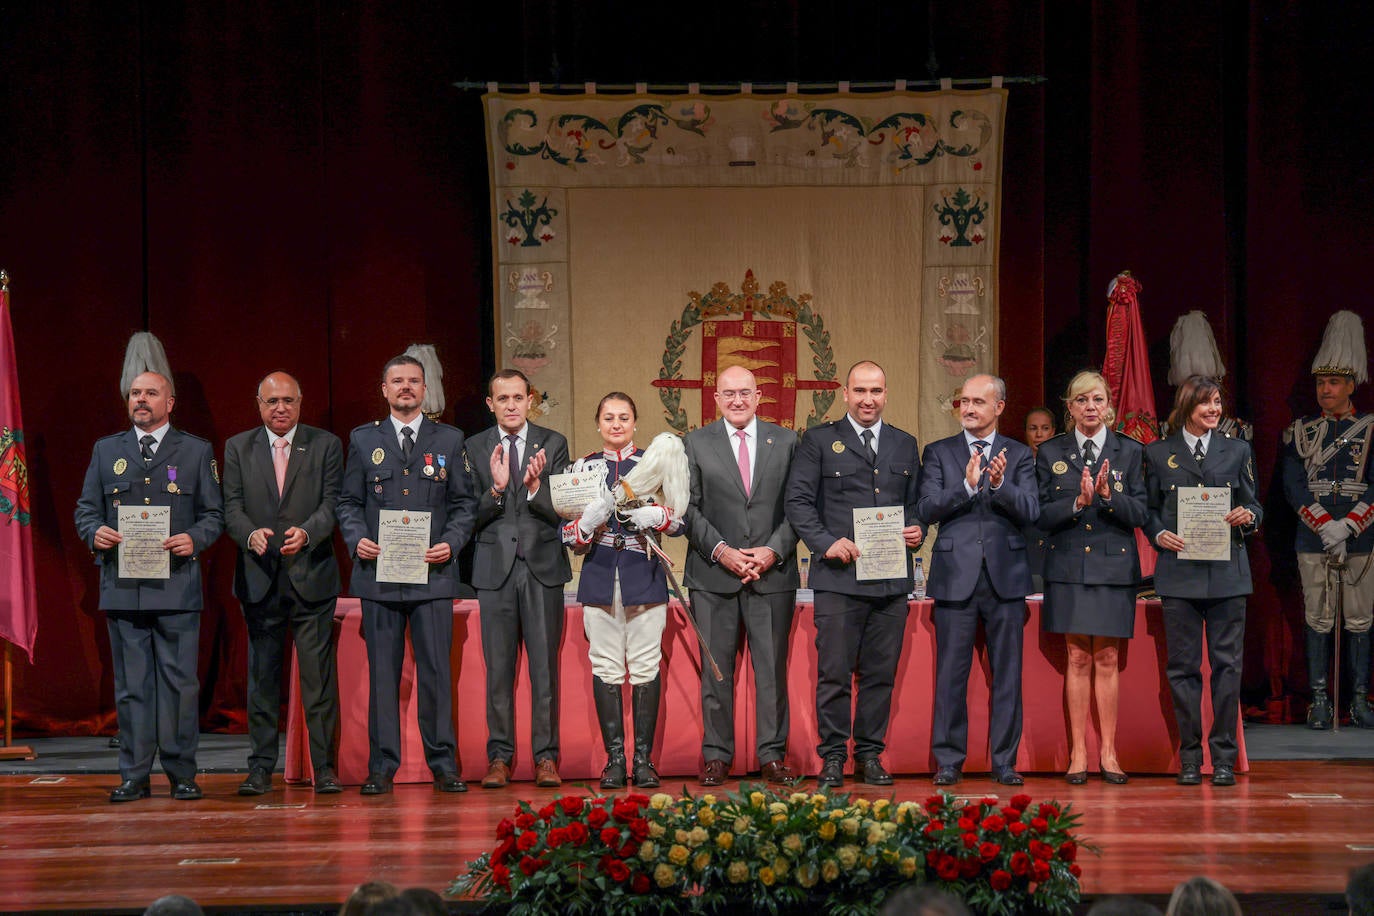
[
  {"xmin": 735, "ymin": 429, "xmax": 751, "ymax": 497},
  {"xmin": 861, "ymin": 429, "xmax": 876, "ymax": 466},
  {"xmin": 401, "ymin": 426, "xmax": 414, "ymax": 463},
  {"xmin": 273, "ymin": 438, "xmax": 290, "ymax": 496},
  {"xmin": 140, "ymin": 434, "xmax": 156, "ymax": 462},
  {"xmin": 1193, "ymin": 440, "xmax": 1205, "ymax": 464},
  {"xmin": 507, "ymin": 434, "xmax": 521, "ymax": 495},
  {"xmin": 972, "ymin": 439, "xmax": 989, "ymax": 468},
  {"xmin": 1082, "ymin": 440, "xmax": 1096, "ymax": 466}
]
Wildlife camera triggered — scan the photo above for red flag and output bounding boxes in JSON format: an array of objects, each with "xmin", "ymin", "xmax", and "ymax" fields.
[
  {"xmin": 1101, "ymin": 271, "xmax": 1160, "ymax": 577},
  {"xmin": 0, "ymin": 277, "xmax": 37, "ymax": 662}
]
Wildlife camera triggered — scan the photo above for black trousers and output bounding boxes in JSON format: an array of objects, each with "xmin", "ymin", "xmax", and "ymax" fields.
[
  {"xmin": 242, "ymin": 576, "xmax": 338, "ymax": 775},
  {"xmin": 695, "ymin": 588, "xmax": 796, "ymax": 765},
  {"xmin": 931, "ymin": 566, "xmax": 1026, "ymax": 771},
  {"xmin": 107, "ymin": 610, "xmax": 200, "ymax": 783},
  {"xmin": 1161, "ymin": 595, "xmax": 1246, "ymax": 768},
  {"xmin": 477, "ymin": 558, "xmax": 564, "ymax": 764},
  {"xmin": 361, "ymin": 598, "xmax": 458, "ymax": 777},
  {"xmin": 813, "ymin": 589, "xmax": 909, "ymax": 761}
]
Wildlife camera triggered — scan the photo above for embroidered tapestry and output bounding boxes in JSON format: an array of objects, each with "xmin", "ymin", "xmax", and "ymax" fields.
[{"xmin": 484, "ymin": 89, "xmax": 1006, "ymax": 458}]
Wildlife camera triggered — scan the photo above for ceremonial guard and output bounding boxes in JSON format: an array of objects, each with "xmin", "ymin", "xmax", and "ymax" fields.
[{"xmin": 1281, "ymin": 311, "xmax": 1374, "ymax": 729}]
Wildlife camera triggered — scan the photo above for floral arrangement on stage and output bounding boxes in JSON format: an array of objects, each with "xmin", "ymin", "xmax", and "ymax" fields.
[{"xmin": 450, "ymin": 785, "xmax": 1089, "ymax": 916}]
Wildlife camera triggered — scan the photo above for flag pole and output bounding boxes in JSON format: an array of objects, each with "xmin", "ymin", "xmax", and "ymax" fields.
[{"xmin": 0, "ymin": 271, "xmax": 35, "ymax": 760}]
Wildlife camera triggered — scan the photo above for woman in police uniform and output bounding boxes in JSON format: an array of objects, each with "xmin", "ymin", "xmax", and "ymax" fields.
[
  {"xmin": 562, "ymin": 392, "xmax": 683, "ymax": 789},
  {"xmin": 1144, "ymin": 375, "xmax": 1261, "ymax": 787},
  {"xmin": 1037, "ymin": 371, "xmax": 1146, "ymax": 785}
]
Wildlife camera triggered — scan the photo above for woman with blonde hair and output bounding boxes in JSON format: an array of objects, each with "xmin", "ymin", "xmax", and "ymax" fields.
[
  {"xmin": 1035, "ymin": 370, "xmax": 1147, "ymax": 785},
  {"xmin": 1164, "ymin": 876, "xmax": 1242, "ymax": 916}
]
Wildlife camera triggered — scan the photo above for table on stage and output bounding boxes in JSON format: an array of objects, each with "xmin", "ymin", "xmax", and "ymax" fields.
[{"xmin": 285, "ymin": 596, "xmax": 1245, "ymax": 785}]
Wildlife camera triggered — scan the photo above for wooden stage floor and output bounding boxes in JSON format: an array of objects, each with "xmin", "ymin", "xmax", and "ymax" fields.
[{"xmin": 3, "ymin": 760, "xmax": 1369, "ymax": 914}]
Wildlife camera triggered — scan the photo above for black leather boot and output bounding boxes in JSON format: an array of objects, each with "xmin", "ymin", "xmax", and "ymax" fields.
[
  {"xmin": 631, "ymin": 675, "xmax": 661, "ymax": 788},
  {"xmin": 1346, "ymin": 631, "xmax": 1374, "ymax": 728},
  {"xmin": 593, "ymin": 678, "xmax": 627, "ymax": 789},
  {"xmin": 1306, "ymin": 626, "xmax": 1333, "ymax": 730}
]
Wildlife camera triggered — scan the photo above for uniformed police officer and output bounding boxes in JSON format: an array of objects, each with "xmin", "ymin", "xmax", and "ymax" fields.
[
  {"xmin": 74, "ymin": 363, "xmax": 223, "ymax": 802},
  {"xmin": 1281, "ymin": 310, "xmax": 1374, "ymax": 729},
  {"xmin": 336, "ymin": 354, "xmax": 477, "ymax": 794}
]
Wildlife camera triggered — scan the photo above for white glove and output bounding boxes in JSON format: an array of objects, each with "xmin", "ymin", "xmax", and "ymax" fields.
[
  {"xmin": 1345, "ymin": 518, "xmax": 1363, "ymax": 539},
  {"xmin": 626, "ymin": 505, "xmax": 667, "ymax": 531},
  {"xmin": 577, "ymin": 486, "xmax": 616, "ymax": 537},
  {"xmin": 1319, "ymin": 519, "xmax": 1350, "ymax": 550},
  {"xmin": 568, "ymin": 457, "xmax": 588, "ymax": 474}
]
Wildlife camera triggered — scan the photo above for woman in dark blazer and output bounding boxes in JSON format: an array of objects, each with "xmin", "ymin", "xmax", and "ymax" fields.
[
  {"xmin": 1144, "ymin": 375, "xmax": 1262, "ymax": 787},
  {"xmin": 1036, "ymin": 371, "xmax": 1146, "ymax": 784}
]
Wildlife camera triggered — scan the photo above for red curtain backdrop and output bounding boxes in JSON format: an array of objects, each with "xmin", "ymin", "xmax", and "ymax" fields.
[{"xmin": 0, "ymin": 2, "xmax": 1367, "ymax": 733}]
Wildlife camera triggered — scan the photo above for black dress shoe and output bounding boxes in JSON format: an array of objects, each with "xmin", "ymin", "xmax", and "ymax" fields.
[
  {"xmin": 314, "ymin": 768, "xmax": 343, "ymax": 794},
  {"xmin": 172, "ymin": 779, "xmax": 203, "ymax": 800},
  {"xmin": 1211, "ymin": 764, "xmax": 1236, "ymax": 787},
  {"xmin": 1065, "ymin": 771, "xmax": 1088, "ymax": 785},
  {"xmin": 237, "ymin": 768, "xmax": 272, "ymax": 796},
  {"xmin": 109, "ymin": 779, "xmax": 150, "ymax": 803},
  {"xmin": 932, "ymin": 765, "xmax": 962, "ymax": 787},
  {"xmin": 993, "ymin": 768, "xmax": 1024, "ymax": 786},
  {"xmin": 1177, "ymin": 763, "xmax": 1202, "ymax": 786},
  {"xmin": 360, "ymin": 772, "xmax": 393, "ymax": 795},
  {"xmin": 433, "ymin": 772, "xmax": 468, "ymax": 793},
  {"xmin": 108, "ymin": 733, "xmax": 122, "ymax": 749},
  {"xmin": 858, "ymin": 757, "xmax": 893, "ymax": 786},
  {"xmin": 1100, "ymin": 767, "xmax": 1129, "ymax": 785},
  {"xmin": 817, "ymin": 755, "xmax": 845, "ymax": 788}
]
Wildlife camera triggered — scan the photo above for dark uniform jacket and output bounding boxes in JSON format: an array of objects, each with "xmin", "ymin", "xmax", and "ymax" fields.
[
  {"xmin": 1144, "ymin": 431, "xmax": 1262, "ymax": 599},
  {"xmin": 784, "ymin": 418, "xmax": 921, "ymax": 598},
  {"xmin": 336, "ymin": 416, "xmax": 477, "ymax": 601},
  {"xmin": 1036, "ymin": 430, "xmax": 1146, "ymax": 586},
  {"xmin": 74, "ymin": 427, "xmax": 224, "ymax": 611},
  {"xmin": 1281, "ymin": 411, "xmax": 1374, "ymax": 555}
]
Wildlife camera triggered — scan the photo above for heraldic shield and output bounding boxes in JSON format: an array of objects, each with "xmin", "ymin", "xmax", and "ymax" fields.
[{"xmin": 652, "ymin": 270, "xmax": 841, "ymax": 433}]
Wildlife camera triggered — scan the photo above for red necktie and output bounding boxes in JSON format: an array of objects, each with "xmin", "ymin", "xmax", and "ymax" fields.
[{"xmin": 736, "ymin": 429, "xmax": 751, "ymax": 497}]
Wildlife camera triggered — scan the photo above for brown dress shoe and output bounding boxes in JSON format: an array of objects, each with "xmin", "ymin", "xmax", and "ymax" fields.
[
  {"xmin": 534, "ymin": 758, "xmax": 562, "ymax": 788},
  {"xmin": 700, "ymin": 759, "xmax": 728, "ymax": 787},
  {"xmin": 481, "ymin": 759, "xmax": 511, "ymax": 789},
  {"xmin": 760, "ymin": 760, "xmax": 801, "ymax": 786}
]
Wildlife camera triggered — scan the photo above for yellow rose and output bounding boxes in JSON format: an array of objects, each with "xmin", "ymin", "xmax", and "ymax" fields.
[
  {"xmin": 668, "ymin": 844, "xmax": 690, "ymax": 866},
  {"xmin": 758, "ymin": 866, "xmax": 776, "ymax": 887},
  {"xmin": 821, "ymin": 859, "xmax": 840, "ymax": 883},
  {"xmin": 882, "ymin": 821, "xmax": 898, "ymax": 836},
  {"xmin": 896, "ymin": 801, "xmax": 917, "ymax": 824},
  {"xmin": 769, "ymin": 801, "xmax": 788, "ymax": 816},
  {"xmin": 773, "ymin": 857, "xmax": 790, "ymax": 879},
  {"xmin": 758, "ymin": 842, "xmax": 777, "ymax": 860},
  {"xmin": 828, "ymin": 809, "xmax": 845, "ymax": 820},
  {"xmin": 873, "ymin": 798, "xmax": 891, "ymax": 817},
  {"xmin": 841, "ymin": 817, "xmax": 860, "ymax": 836},
  {"xmin": 854, "ymin": 798, "xmax": 872, "ymax": 812},
  {"xmin": 867, "ymin": 826, "xmax": 885, "ymax": 846},
  {"xmin": 783, "ymin": 833, "xmax": 804, "ymax": 855},
  {"xmin": 790, "ymin": 792, "xmax": 809, "ymax": 804},
  {"xmin": 750, "ymin": 791, "xmax": 766, "ymax": 808},
  {"xmin": 727, "ymin": 861, "xmax": 750, "ymax": 884},
  {"xmin": 881, "ymin": 848, "xmax": 900, "ymax": 864},
  {"xmin": 716, "ymin": 831, "xmax": 735, "ymax": 850},
  {"xmin": 772, "ymin": 813, "xmax": 786, "ymax": 824},
  {"xmin": 701, "ymin": 794, "xmax": 717, "ymax": 806},
  {"xmin": 698, "ymin": 807, "xmax": 716, "ymax": 827},
  {"xmin": 811, "ymin": 794, "xmax": 827, "ymax": 807},
  {"xmin": 638, "ymin": 841, "xmax": 659, "ymax": 861},
  {"xmin": 692, "ymin": 850, "xmax": 711, "ymax": 873},
  {"xmin": 899, "ymin": 857, "xmax": 918, "ymax": 878},
  {"xmin": 650, "ymin": 793, "xmax": 672, "ymax": 810},
  {"xmin": 649, "ymin": 822, "xmax": 666, "ymax": 839},
  {"xmin": 837, "ymin": 845, "xmax": 859, "ymax": 869},
  {"xmin": 797, "ymin": 863, "xmax": 819, "ymax": 888},
  {"xmin": 653, "ymin": 863, "xmax": 677, "ymax": 888},
  {"xmin": 817, "ymin": 821, "xmax": 837, "ymax": 841},
  {"xmin": 688, "ymin": 826, "xmax": 709, "ymax": 847}
]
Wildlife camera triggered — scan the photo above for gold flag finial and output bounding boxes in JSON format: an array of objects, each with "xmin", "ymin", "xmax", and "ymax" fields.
[{"xmin": 0, "ymin": 270, "xmax": 9, "ymax": 293}]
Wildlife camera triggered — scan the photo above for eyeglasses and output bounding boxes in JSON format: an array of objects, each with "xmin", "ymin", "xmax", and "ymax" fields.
[
  {"xmin": 259, "ymin": 396, "xmax": 299, "ymax": 407},
  {"xmin": 716, "ymin": 389, "xmax": 757, "ymax": 400}
]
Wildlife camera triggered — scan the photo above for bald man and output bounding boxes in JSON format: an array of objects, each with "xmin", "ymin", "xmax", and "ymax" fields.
[{"xmin": 223, "ymin": 372, "xmax": 344, "ymax": 795}]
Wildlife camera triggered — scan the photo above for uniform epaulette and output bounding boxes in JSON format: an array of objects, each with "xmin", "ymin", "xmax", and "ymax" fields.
[{"xmin": 176, "ymin": 430, "xmax": 212, "ymax": 445}]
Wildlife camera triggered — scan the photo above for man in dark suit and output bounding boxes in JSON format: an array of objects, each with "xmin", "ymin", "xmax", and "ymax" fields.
[
  {"xmin": 336, "ymin": 354, "xmax": 477, "ymax": 794},
  {"xmin": 917, "ymin": 373, "xmax": 1039, "ymax": 787},
  {"xmin": 785, "ymin": 361, "xmax": 923, "ymax": 788},
  {"xmin": 223, "ymin": 371, "xmax": 343, "ymax": 795},
  {"xmin": 466, "ymin": 368, "xmax": 571, "ymax": 789},
  {"xmin": 685, "ymin": 365, "xmax": 801, "ymax": 787},
  {"xmin": 74, "ymin": 370, "xmax": 224, "ymax": 802}
]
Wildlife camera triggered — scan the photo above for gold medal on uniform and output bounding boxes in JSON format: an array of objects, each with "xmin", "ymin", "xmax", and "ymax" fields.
[
  {"xmin": 371, "ymin": 447, "xmax": 385, "ymax": 465},
  {"xmin": 113, "ymin": 458, "xmax": 127, "ymax": 476},
  {"xmin": 831, "ymin": 440, "xmax": 846, "ymax": 454},
  {"xmin": 423, "ymin": 453, "xmax": 435, "ymax": 476},
  {"xmin": 1052, "ymin": 460, "xmax": 1068, "ymax": 475},
  {"xmin": 166, "ymin": 466, "xmax": 179, "ymax": 494},
  {"xmin": 1114, "ymin": 481, "xmax": 1123, "ymax": 492},
  {"xmin": 1167, "ymin": 454, "xmax": 1180, "ymax": 469}
]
